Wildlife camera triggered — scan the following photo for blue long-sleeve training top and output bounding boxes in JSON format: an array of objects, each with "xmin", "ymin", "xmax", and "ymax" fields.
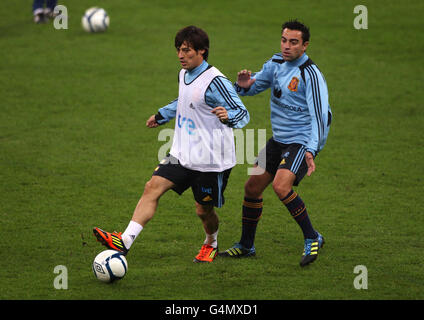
[{"xmin": 235, "ymin": 52, "xmax": 332, "ymax": 156}]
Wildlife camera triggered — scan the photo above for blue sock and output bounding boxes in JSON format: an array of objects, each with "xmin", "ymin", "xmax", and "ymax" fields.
[
  {"xmin": 281, "ymin": 190, "xmax": 317, "ymax": 239},
  {"xmin": 33, "ymin": 0, "xmax": 45, "ymax": 13},
  {"xmin": 46, "ymin": 0, "xmax": 57, "ymax": 10},
  {"xmin": 239, "ymin": 197, "xmax": 263, "ymax": 249}
]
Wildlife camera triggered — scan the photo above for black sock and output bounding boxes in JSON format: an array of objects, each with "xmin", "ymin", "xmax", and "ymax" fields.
[
  {"xmin": 281, "ymin": 190, "xmax": 317, "ymax": 239},
  {"xmin": 240, "ymin": 197, "xmax": 263, "ymax": 249}
]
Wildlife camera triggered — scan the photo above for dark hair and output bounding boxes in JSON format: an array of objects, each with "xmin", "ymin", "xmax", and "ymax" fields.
[
  {"xmin": 175, "ymin": 25, "xmax": 209, "ymax": 61},
  {"xmin": 282, "ymin": 19, "xmax": 310, "ymax": 43}
]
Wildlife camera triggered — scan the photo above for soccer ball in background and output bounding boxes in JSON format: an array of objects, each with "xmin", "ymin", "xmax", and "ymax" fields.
[
  {"xmin": 82, "ymin": 7, "xmax": 109, "ymax": 33},
  {"xmin": 92, "ymin": 250, "xmax": 128, "ymax": 283}
]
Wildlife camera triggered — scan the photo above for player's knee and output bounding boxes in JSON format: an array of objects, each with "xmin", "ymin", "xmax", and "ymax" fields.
[
  {"xmin": 195, "ymin": 203, "xmax": 214, "ymax": 219},
  {"xmin": 196, "ymin": 210, "xmax": 207, "ymax": 220},
  {"xmin": 244, "ymin": 180, "xmax": 262, "ymax": 198},
  {"xmin": 143, "ymin": 178, "xmax": 162, "ymax": 199},
  {"xmin": 272, "ymin": 180, "xmax": 291, "ymax": 199}
]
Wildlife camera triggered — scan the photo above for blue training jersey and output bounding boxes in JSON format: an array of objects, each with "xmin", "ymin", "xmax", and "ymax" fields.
[
  {"xmin": 157, "ymin": 60, "xmax": 249, "ymax": 129},
  {"xmin": 235, "ymin": 52, "xmax": 332, "ymax": 156}
]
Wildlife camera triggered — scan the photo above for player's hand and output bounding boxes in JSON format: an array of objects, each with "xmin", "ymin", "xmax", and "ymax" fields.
[
  {"xmin": 146, "ymin": 114, "xmax": 159, "ymax": 128},
  {"xmin": 211, "ymin": 106, "xmax": 229, "ymax": 124},
  {"xmin": 236, "ymin": 69, "xmax": 256, "ymax": 89},
  {"xmin": 305, "ymin": 151, "xmax": 316, "ymax": 176}
]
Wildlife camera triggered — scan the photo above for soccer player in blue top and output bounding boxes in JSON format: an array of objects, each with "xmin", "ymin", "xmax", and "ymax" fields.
[{"xmin": 220, "ymin": 20, "xmax": 332, "ymax": 267}]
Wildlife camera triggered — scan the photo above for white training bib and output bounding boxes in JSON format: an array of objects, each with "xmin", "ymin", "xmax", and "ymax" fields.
[{"xmin": 169, "ymin": 66, "xmax": 236, "ymax": 172}]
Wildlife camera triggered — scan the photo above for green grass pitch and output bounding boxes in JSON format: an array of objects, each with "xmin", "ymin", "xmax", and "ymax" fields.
[{"xmin": 1, "ymin": 0, "xmax": 423, "ymax": 301}]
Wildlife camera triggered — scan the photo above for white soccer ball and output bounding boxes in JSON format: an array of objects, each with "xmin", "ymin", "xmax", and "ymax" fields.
[
  {"xmin": 92, "ymin": 250, "xmax": 128, "ymax": 283},
  {"xmin": 82, "ymin": 7, "xmax": 109, "ymax": 33}
]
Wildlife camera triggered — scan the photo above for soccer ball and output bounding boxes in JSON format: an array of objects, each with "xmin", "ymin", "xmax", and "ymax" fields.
[
  {"xmin": 92, "ymin": 250, "xmax": 128, "ymax": 283},
  {"xmin": 81, "ymin": 7, "xmax": 109, "ymax": 33}
]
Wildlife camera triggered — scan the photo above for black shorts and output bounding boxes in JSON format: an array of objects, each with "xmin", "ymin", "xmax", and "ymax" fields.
[
  {"xmin": 255, "ymin": 137, "xmax": 309, "ymax": 186},
  {"xmin": 152, "ymin": 154, "xmax": 232, "ymax": 208}
]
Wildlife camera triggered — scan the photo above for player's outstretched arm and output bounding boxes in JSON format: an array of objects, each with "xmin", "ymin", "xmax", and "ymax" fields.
[
  {"xmin": 148, "ymin": 98, "xmax": 178, "ymax": 128},
  {"xmin": 234, "ymin": 61, "xmax": 273, "ymax": 97}
]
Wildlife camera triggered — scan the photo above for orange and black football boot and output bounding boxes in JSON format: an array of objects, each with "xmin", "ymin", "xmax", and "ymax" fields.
[
  {"xmin": 93, "ymin": 227, "xmax": 129, "ymax": 255},
  {"xmin": 193, "ymin": 244, "xmax": 218, "ymax": 263}
]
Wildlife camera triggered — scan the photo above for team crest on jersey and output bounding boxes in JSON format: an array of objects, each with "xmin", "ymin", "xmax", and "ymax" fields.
[{"xmin": 287, "ymin": 77, "xmax": 299, "ymax": 92}]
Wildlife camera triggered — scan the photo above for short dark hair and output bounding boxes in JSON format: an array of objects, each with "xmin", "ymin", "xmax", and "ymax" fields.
[
  {"xmin": 282, "ymin": 19, "xmax": 310, "ymax": 43},
  {"xmin": 175, "ymin": 25, "xmax": 209, "ymax": 61}
]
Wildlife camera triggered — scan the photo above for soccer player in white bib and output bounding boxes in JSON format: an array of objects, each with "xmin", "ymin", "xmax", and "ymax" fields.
[{"xmin": 93, "ymin": 26, "xmax": 249, "ymax": 263}]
